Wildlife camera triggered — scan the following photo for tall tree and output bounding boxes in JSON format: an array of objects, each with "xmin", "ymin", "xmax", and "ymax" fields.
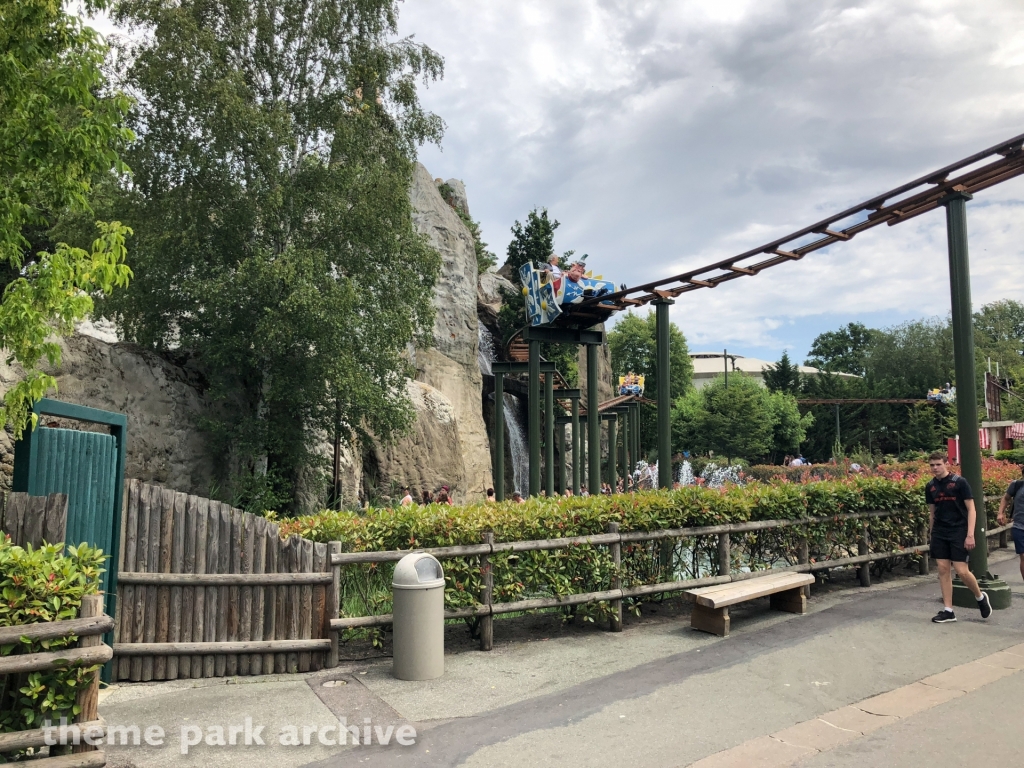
[
  {"xmin": 608, "ymin": 311, "xmax": 693, "ymax": 460},
  {"xmin": 805, "ymin": 322, "xmax": 874, "ymax": 376},
  {"xmin": 106, "ymin": 0, "xmax": 444, "ymax": 512},
  {"xmin": 0, "ymin": 0, "xmax": 133, "ymax": 436},
  {"xmin": 503, "ymin": 208, "xmax": 571, "ymax": 280},
  {"xmin": 763, "ymin": 351, "xmax": 801, "ymax": 394}
]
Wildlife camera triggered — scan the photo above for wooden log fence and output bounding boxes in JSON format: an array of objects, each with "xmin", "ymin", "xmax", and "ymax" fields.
[
  {"xmin": 329, "ymin": 509, "xmax": 1018, "ymax": 648},
  {"xmin": 0, "ymin": 493, "xmax": 69, "ymax": 549},
  {"xmin": 112, "ymin": 481, "xmax": 340, "ymax": 681},
  {"xmin": 0, "ymin": 595, "xmax": 110, "ymax": 766}
]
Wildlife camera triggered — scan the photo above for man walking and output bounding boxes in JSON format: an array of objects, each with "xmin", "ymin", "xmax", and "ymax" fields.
[
  {"xmin": 927, "ymin": 451, "xmax": 992, "ymax": 622},
  {"xmin": 995, "ymin": 465, "xmax": 1024, "ymax": 582}
]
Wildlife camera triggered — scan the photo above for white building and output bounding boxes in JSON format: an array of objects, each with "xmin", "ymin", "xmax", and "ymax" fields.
[{"xmin": 689, "ymin": 352, "xmax": 859, "ymax": 390}]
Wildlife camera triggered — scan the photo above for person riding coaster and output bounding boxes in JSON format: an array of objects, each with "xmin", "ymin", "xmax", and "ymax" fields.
[{"xmin": 520, "ymin": 255, "xmax": 620, "ymax": 327}]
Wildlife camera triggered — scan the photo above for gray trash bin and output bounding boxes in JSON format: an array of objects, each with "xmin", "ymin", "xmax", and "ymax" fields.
[{"xmin": 392, "ymin": 552, "xmax": 445, "ymax": 680}]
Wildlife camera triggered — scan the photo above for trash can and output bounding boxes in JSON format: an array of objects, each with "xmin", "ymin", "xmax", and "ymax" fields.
[{"xmin": 392, "ymin": 552, "xmax": 445, "ymax": 680}]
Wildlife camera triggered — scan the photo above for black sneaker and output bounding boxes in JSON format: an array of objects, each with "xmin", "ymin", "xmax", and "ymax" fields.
[
  {"xmin": 978, "ymin": 592, "xmax": 992, "ymax": 619},
  {"xmin": 932, "ymin": 610, "xmax": 957, "ymax": 623}
]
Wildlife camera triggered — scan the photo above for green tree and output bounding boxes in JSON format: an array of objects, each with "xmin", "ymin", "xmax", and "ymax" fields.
[
  {"xmin": 503, "ymin": 208, "xmax": 572, "ymax": 281},
  {"xmin": 0, "ymin": 0, "xmax": 133, "ymax": 437},
  {"xmin": 805, "ymin": 322, "xmax": 874, "ymax": 376},
  {"xmin": 672, "ymin": 374, "xmax": 808, "ymax": 463},
  {"xmin": 106, "ymin": 0, "xmax": 443, "ymax": 512},
  {"xmin": 864, "ymin": 318, "xmax": 953, "ymax": 397},
  {"xmin": 763, "ymin": 350, "xmax": 801, "ymax": 394}
]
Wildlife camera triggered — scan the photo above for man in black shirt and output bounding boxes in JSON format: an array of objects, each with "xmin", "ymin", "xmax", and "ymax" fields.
[{"xmin": 926, "ymin": 451, "xmax": 992, "ymax": 622}]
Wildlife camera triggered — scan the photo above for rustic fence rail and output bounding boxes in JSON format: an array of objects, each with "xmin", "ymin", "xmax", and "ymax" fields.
[
  {"xmin": 0, "ymin": 595, "xmax": 109, "ymax": 766},
  {"xmin": 0, "ymin": 493, "xmax": 69, "ymax": 548},
  {"xmin": 112, "ymin": 481, "xmax": 337, "ymax": 682}
]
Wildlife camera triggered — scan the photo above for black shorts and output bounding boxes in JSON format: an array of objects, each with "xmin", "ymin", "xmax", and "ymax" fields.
[{"xmin": 930, "ymin": 531, "xmax": 969, "ymax": 563}]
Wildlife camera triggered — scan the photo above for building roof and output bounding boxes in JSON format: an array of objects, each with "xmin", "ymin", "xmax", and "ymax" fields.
[{"xmin": 689, "ymin": 352, "xmax": 859, "ymax": 380}]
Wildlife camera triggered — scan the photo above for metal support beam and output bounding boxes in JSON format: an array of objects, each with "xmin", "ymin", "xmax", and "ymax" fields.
[
  {"xmin": 621, "ymin": 409, "xmax": 630, "ymax": 483},
  {"xmin": 524, "ymin": 326, "xmax": 605, "ymax": 346},
  {"xmin": 580, "ymin": 419, "xmax": 588, "ymax": 492},
  {"xmin": 528, "ymin": 340, "xmax": 541, "ymax": 497},
  {"xmin": 942, "ymin": 191, "xmax": 1010, "ymax": 609},
  {"xmin": 587, "ymin": 344, "xmax": 601, "ymax": 496},
  {"xmin": 494, "ymin": 373, "xmax": 505, "ymax": 502},
  {"xmin": 571, "ymin": 397, "xmax": 580, "ymax": 495},
  {"xmin": 608, "ymin": 412, "xmax": 617, "ymax": 493},
  {"xmin": 558, "ymin": 424, "xmax": 567, "ymax": 495},
  {"xmin": 544, "ymin": 372, "xmax": 554, "ymax": 496},
  {"xmin": 655, "ymin": 298, "xmax": 674, "ymax": 488}
]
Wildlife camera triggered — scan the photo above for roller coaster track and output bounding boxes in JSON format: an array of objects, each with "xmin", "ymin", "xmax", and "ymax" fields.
[{"xmin": 576, "ymin": 132, "xmax": 1024, "ymax": 310}]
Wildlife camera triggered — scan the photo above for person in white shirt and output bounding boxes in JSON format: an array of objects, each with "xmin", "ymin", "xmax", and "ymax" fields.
[{"xmin": 400, "ymin": 487, "xmax": 413, "ymax": 506}]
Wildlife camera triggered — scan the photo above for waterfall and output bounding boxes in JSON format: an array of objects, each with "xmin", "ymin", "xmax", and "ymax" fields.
[{"xmin": 477, "ymin": 322, "xmax": 529, "ymax": 494}]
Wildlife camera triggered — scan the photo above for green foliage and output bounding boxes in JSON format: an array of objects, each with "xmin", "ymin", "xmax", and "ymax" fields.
[
  {"xmin": 805, "ymin": 322, "xmax": 874, "ymax": 376},
  {"xmin": 0, "ymin": 0, "xmax": 134, "ymax": 438},
  {"xmin": 105, "ymin": 0, "xmax": 445, "ymax": 513},
  {"xmin": 995, "ymin": 449, "xmax": 1024, "ymax": 466},
  {"xmin": 437, "ymin": 183, "xmax": 495, "ymax": 273},
  {"xmin": 503, "ymin": 208, "xmax": 572, "ymax": 281},
  {"xmin": 0, "ymin": 539, "xmax": 106, "ymax": 735},
  {"xmin": 283, "ymin": 475, "xmax": 929, "ymax": 622},
  {"xmin": 673, "ymin": 374, "xmax": 811, "ymax": 463},
  {"xmin": 763, "ymin": 351, "xmax": 801, "ymax": 394}
]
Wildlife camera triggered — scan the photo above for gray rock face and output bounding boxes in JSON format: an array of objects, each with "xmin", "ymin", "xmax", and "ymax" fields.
[
  {"xmin": 478, "ymin": 270, "xmax": 517, "ymax": 323},
  {"xmin": 0, "ymin": 335, "xmax": 214, "ymax": 496},
  {"xmin": 443, "ymin": 178, "xmax": 470, "ymax": 218}
]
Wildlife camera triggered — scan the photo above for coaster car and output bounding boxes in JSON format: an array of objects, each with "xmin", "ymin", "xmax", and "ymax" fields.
[
  {"xmin": 519, "ymin": 261, "xmax": 620, "ymax": 328},
  {"xmin": 927, "ymin": 386, "xmax": 956, "ymax": 405},
  {"xmin": 618, "ymin": 374, "xmax": 645, "ymax": 396}
]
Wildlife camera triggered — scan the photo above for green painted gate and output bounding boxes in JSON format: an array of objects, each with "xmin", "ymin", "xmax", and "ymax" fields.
[{"xmin": 13, "ymin": 398, "xmax": 127, "ymax": 623}]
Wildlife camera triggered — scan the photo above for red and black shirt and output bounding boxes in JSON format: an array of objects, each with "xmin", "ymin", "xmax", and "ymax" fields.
[{"xmin": 925, "ymin": 473, "xmax": 973, "ymax": 535}]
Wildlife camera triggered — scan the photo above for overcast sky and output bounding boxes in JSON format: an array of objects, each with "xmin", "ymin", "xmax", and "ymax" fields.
[{"xmin": 397, "ymin": 0, "xmax": 1024, "ymax": 364}]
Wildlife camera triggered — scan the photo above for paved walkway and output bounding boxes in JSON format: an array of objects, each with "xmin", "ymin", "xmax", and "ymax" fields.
[{"xmin": 99, "ymin": 549, "xmax": 1024, "ymax": 767}]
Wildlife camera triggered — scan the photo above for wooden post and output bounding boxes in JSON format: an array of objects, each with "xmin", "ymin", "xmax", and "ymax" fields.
[
  {"xmin": 327, "ymin": 542, "xmax": 341, "ymax": 667},
  {"xmin": 73, "ymin": 594, "xmax": 103, "ymax": 754},
  {"xmin": 480, "ymin": 532, "xmax": 494, "ymax": 651},
  {"xmin": 858, "ymin": 523, "xmax": 871, "ymax": 587},
  {"xmin": 717, "ymin": 533, "xmax": 730, "ymax": 577},
  {"xmin": 999, "ymin": 528, "xmax": 1008, "ymax": 549},
  {"xmin": 798, "ymin": 537, "xmax": 810, "ymax": 598},
  {"xmin": 608, "ymin": 522, "xmax": 622, "ymax": 632},
  {"xmin": 919, "ymin": 520, "xmax": 930, "ymax": 575}
]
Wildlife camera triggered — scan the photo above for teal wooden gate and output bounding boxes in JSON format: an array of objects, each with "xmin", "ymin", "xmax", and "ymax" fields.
[{"xmin": 13, "ymin": 399, "xmax": 127, "ymax": 622}]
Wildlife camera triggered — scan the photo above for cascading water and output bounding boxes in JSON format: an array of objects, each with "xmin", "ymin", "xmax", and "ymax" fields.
[{"xmin": 478, "ymin": 322, "xmax": 529, "ymax": 494}]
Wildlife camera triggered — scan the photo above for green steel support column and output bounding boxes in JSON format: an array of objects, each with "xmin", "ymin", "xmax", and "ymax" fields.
[
  {"xmin": 528, "ymin": 340, "xmax": 541, "ymax": 497},
  {"xmin": 494, "ymin": 373, "xmax": 505, "ymax": 502},
  {"xmin": 558, "ymin": 424, "xmax": 567, "ymax": 495},
  {"xmin": 587, "ymin": 344, "xmax": 601, "ymax": 495},
  {"xmin": 621, "ymin": 409, "xmax": 630, "ymax": 482},
  {"xmin": 580, "ymin": 419, "xmax": 588, "ymax": 491},
  {"xmin": 544, "ymin": 372, "xmax": 554, "ymax": 496},
  {"xmin": 655, "ymin": 299, "xmax": 674, "ymax": 488},
  {"xmin": 608, "ymin": 414, "xmax": 618, "ymax": 493},
  {"xmin": 571, "ymin": 397, "xmax": 580, "ymax": 494},
  {"xmin": 634, "ymin": 404, "xmax": 641, "ymax": 466},
  {"xmin": 943, "ymin": 191, "xmax": 1009, "ymax": 609}
]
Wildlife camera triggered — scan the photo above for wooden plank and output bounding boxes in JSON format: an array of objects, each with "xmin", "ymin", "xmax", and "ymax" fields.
[
  {"xmin": 115, "ymin": 639, "xmax": 331, "ymax": 655},
  {"xmin": 0, "ymin": 644, "xmax": 112, "ymax": 676},
  {"xmin": 141, "ymin": 484, "xmax": 162, "ymax": 681},
  {"xmin": 22, "ymin": 493, "xmax": 45, "ymax": 549},
  {"xmin": 43, "ymin": 492, "xmax": 68, "ymax": 545},
  {"xmin": 191, "ymin": 494, "xmax": 209, "ymax": 679},
  {"xmin": 690, "ymin": 603, "xmax": 730, "ymax": 637},
  {"xmin": 0, "ymin": 615, "xmax": 113, "ymax": 645},
  {"xmin": 117, "ymin": 572, "xmax": 333, "ymax": 585},
  {"xmin": 326, "ymin": 542, "xmax": 341, "ymax": 668},
  {"xmin": 180, "ymin": 492, "xmax": 197, "ymax": 678},
  {"xmin": 215, "ymin": 504, "xmax": 231, "ymax": 677},
  {"xmin": 250, "ymin": 517, "xmax": 268, "ymax": 676},
  {"xmin": 154, "ymin": 487, "xmax": 175, "ymax": 680},
  {"xmin": 275, "ymin": 536, "xmax": 291, "ymax": 674},
  {"xmin": 264, "ymin": 524, "xmax": 279, "ymax": 674},
  {"xmin": 203, "ymin": 496, "xmax": 218, "ymax": 678},
  {"xmin": 129, "ymin": 482, "xmax": 151, "ymax": 682},
  {"xmin": 238, "ymin": 513, "xmax": 255, "ymax": 675},
  {"xmin": 13, "ymin": 750, "xmax": 107, "ymax": 768},
  {"xmin": 225, "ymin": 508, "xmax": 242, "ymax": 677},
  {"xmin": 72, "ymin": 594, "xmax": 104, "ymax": 755},
  {"xmin": 0, "ymin": 720, "xmax": 105, "ymax": 752},
  {"xmin": 5, "ymin": 492, "xmax": 26, "ymax": 546},
  {"xmin": 688, "ymin": 573, "xmax": 814, "ymax": 609},
  {"xmin": 287, "ymin": 536, "xmax": 301, "ymax": 673},
  {"xmin": 167, "ymin": 491, "xmax": 187, "ymax": 680},
  {"xmin": 117, "ymin": 480, "xmax": 139, "ymax": 681},
  {"xmin": 298, "ymin": 538, "xmax": 314, "ymax": 672},
  {"xmin": 770, "ymin": 587, "xmax": 807, "ymax": 615},
  {"xmin": 311, "ymin": 542, "xmax": 326, "ymax": 671}
]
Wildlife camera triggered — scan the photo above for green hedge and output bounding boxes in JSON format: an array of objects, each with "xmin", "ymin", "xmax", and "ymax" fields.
[
  {"xmin": 283, "ymin": 477, "xmax": 927, "ymax": 625},
  {"xmin": 995, "ymin": 449, "xmax": 1024, "ymax": 465},
  {"xmin": 0, "ymin": 539, "xmax": 106, "ymax": 743}
]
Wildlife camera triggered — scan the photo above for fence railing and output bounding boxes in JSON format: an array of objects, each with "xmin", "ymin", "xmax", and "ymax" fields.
[
  {"xmin": 0, "ymin": 492, "xmax": 69, "ymax": 549},
  {"xmin": 0, "ymin": 595, "xmax": 110, "ymax": 766}
]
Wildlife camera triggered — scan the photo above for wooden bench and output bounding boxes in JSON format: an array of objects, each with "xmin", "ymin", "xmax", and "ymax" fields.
[{"xmin": 685, "ymin": 572, "xmax": 815, "ymax": 637}]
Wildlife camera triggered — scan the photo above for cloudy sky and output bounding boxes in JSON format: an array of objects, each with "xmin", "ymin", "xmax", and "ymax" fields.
[{"xmin": 396, "ymin": 0, "xmax": 1024, "ymax": 363}]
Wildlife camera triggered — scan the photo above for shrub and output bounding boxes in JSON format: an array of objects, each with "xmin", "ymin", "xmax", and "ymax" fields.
[
  {"xmin": 0, "ymin": 539, "xmax": 106, "ymax": 738},
  {"xmin": 995, "ymin": 449, "xmax": 1024, "ymax": 466}
]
